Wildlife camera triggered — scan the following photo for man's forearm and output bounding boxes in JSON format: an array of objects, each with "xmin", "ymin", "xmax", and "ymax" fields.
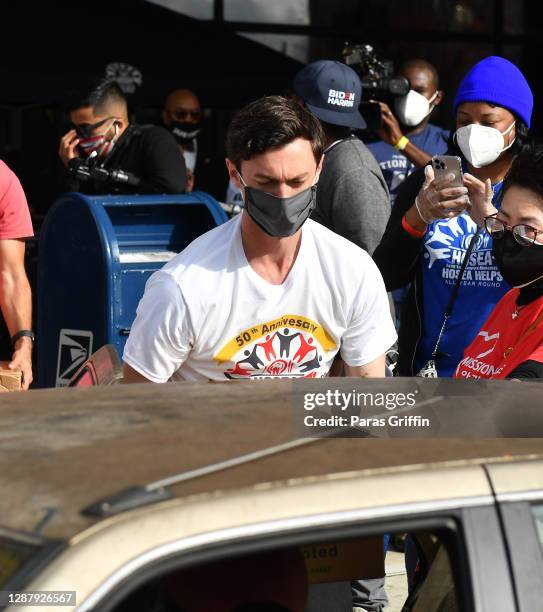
[
  {"xmin": 1, "ymin": 269, "xmax": 33, "ymax": 389},
  {"xmin": 0, "ymin": 271, "xmax": 32, "ymax": 338}
]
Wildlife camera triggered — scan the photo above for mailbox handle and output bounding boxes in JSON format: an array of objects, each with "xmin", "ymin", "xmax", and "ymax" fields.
[{"xmin": 119, "ymin": 328, "xmax": 131, "ymax": 336}]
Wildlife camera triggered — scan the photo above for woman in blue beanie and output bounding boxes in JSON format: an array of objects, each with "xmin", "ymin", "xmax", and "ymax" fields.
[{"xmin": 373, "ymin": 56, "xmax": 534, "ymax": 376}]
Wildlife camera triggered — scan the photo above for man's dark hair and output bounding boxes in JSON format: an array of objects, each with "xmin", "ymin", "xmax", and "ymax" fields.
[
  {"xmin": 501, "ymin": 143, "xmax": 543, "ymax": 202},
  {"xmin": 66, "ymin": 78, "xmax": 127, "ymax": 114},
  {"xmin": 226, "ymin": 96, "xmax": 324, "ymax": 169}
]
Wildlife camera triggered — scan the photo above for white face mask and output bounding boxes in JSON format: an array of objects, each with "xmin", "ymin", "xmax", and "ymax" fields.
[
  {"xmin": 394, "ymin": 90, "xmax": 438, "ymax": 127},
  {"xmin": 455, "ymin": 121, "xmax": 516, "ymax": 168}
]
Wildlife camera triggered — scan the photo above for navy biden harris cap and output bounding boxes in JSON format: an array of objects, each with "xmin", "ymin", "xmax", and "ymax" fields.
[{"xmin": 293, "ymin": 60, "xmax": 366, "ymax": 129}]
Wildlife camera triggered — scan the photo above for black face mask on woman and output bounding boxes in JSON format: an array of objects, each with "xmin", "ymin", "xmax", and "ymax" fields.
[
  {"xmin": 239, "ymin": 175, "xmax": 317, "ymax": 238},
  {"xmin": 492, "ymin": 232, "xmax": 543, "ymax": 288}
]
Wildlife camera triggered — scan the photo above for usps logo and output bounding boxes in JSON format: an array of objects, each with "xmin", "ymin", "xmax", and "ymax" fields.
[
  {"xmin": 56, "ymin": 329, "xmax": 93, "ymax": 387},
  {"xmin": 328, "ymin": 89, "xmax": 355, "ymax": 107}
]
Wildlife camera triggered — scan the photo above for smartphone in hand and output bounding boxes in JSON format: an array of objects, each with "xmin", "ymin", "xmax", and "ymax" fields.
[{"xmin": 432, "ymin": 155, "xmax": 463, "ymax": 188}]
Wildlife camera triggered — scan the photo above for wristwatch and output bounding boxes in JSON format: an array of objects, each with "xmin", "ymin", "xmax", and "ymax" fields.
[{"xmin": 12, "ymin": 330, "xmax": 35, "ymax": 346}]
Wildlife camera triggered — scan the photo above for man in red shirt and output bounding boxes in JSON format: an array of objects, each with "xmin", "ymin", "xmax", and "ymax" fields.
[{"xmin": 0, "ymin": 160, "xmax": 34, "ymax": 389}]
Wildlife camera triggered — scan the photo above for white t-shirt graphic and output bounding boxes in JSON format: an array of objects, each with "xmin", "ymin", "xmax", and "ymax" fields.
[{"xmin": 123, "ymin": 216, "xmax": 397, "ymax": 382}]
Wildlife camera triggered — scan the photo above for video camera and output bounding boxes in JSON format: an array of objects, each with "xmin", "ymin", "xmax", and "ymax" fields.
[
  {"xmin": 69, "ymin": 157, "xmax": 141, "ymax": 188},
  {"xmin": 341, "ymin": 43, "xmax": 410, "ymax": 133}
]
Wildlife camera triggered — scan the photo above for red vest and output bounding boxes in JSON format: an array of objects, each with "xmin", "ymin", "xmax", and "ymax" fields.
[{"xmin": 454, "ymin": 289, "xmax": 543, "ymax": 379}]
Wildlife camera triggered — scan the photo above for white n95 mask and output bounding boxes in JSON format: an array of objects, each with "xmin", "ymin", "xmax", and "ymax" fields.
[
  {"xmin": 455, "ymin": 121, "xmax": 516, "ymax": 168},
  {"xmin": 394, "ymin": 90, "xmax": 438, "ymax": 127}
]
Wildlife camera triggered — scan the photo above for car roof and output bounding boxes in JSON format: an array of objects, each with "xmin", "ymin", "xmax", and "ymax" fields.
[{"xmin": 1, "ymin": 379, "xmax": 542, "ymax": 540}]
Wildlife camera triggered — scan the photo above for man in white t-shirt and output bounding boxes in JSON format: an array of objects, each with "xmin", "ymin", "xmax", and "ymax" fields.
[{"xmin": 123, "ymin": 95, "xmax": 397, "ymax": 383}]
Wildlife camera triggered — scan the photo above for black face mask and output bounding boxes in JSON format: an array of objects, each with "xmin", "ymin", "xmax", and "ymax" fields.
[
  {"xmin": 168, "ymin": 121, "xmax": 201, "ymax": 144},
  {"xmin": 492, "ymin": 232, "xmax": 543, "ymax": 288},
  {"xmin": 241, "ymin": 180, "xmax": 317, "ymax": 238}
]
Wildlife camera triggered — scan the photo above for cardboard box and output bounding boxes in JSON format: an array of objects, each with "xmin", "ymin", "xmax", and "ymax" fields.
[
  {"xmin": 0, "ymin": 361, "xmax": 22, "ymax": 392},
  {"xmin": 301, "ymin": 537, "xmax": 385, "ymax": 583}
]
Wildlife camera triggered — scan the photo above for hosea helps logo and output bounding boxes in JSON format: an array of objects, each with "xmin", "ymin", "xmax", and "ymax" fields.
[{"xmin": 328, "ymin": 89, "xmax": 355, "ymax": 107}]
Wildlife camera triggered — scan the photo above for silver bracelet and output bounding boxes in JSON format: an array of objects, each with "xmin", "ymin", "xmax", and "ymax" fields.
[{"xmin": 415, "ymin": 196, "xmax": 433, "ymax": 225}]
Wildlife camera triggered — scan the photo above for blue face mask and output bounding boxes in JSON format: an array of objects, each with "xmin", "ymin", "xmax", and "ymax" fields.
[{"xmin": 238, "ymin": 175, "xmax": 317, "ymax": 237}]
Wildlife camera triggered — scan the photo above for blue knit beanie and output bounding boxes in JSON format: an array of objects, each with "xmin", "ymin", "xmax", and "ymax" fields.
[{"xmin": 453, "ymin": 56, "xmax": 533, "ymax": 128}]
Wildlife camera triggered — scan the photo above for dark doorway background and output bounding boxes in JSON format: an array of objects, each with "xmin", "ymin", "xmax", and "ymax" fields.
[{"xmin": 0, "ymin": 0, "xmax": 540, "ymax": 215}]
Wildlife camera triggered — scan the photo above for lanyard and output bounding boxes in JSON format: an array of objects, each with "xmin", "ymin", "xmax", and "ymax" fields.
[
  {"xmin": 430, "ymin": 177, "xmax": 502, "ymax": 361},
  {"xmin": 430, "ymin": 227, "xmax": 482, "ymax": 360}
]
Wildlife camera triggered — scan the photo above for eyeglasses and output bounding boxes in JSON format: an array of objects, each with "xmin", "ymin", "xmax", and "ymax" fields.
[
  {"xmin": 172, "ymin": 109, "xmax": 201, "ymax": 121},
  {"xmin": 484, "ymin": 213, "xmax": 543, "ymax": 247},
  {"xmin": 74, "ymin": 117, "xmax": 115, "ymax": 138}
]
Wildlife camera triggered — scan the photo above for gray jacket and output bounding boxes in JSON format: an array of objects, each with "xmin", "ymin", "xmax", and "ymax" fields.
[{"xmin": 312, "ymin": 137, "xmax": 390, "ymax": 255}]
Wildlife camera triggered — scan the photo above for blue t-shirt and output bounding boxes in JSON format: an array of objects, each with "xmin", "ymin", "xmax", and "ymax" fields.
[
  {"xmin": 367, "ymin": 123, "xmax": 449, "ymax": 205},
  {"xmin": 416, "ymin": 182, "xmax": 509, "ymax": 377}
]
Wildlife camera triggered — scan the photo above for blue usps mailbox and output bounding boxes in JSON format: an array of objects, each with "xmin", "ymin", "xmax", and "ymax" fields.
[{"xmin": 37, "ymin": 192, "xmax": 228, "ymax": 388}]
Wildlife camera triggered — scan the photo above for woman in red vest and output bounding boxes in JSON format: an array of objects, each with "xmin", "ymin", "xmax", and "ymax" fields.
[{"xmin": 455, "ymin": 145, "xmax": 543, "ymax": 379}]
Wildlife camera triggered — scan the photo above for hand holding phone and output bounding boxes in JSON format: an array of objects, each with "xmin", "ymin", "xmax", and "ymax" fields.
[
  {"xmin": 414, "ymin": 156, "xmax": 469, "ymax": 224},
  {"xmin": 463, "ymin": 172, "xmax": 497, "ymax": 227}
]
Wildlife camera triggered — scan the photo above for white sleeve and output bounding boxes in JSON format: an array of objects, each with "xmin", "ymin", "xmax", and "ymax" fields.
[
  {"xmin": 340, "ymin": 255, "xmax": 398, "ymax": 367},
  {"xmin": 123, "ymin": 271, "xmax": 194, "ymax": 382}
]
